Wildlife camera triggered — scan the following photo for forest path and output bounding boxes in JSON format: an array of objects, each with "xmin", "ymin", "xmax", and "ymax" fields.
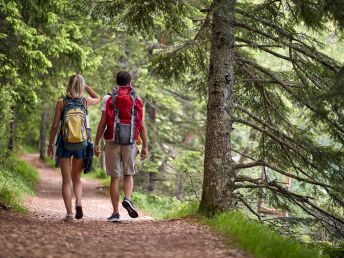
[{"xmin": 0, "ymin": 153, "xmax": 248, "ymax": 258}]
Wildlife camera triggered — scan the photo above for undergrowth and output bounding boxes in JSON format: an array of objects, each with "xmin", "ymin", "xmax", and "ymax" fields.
[
  {"xmin": 83, "ymin": 168, "xmax": 183, "ymax": 218},
  {"xmin": 0, "ymin": 155, "xmax": 39, "ymax": 212},
  {"xmin": 164, "ymin": 202, "xmax": 325, "ymax": 258}
]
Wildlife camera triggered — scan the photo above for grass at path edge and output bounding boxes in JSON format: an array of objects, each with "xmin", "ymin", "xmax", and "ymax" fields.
[
  {"xmin": 0, "ymin": 154, "xmax": 39, "ymax": 212},
  {"xmin": 3, "ymin": 153, "xmax": 327, "ymax": 257},
  {"xmin": 165, "ymin": 201, "xmax": 325, "ymax": 258}
]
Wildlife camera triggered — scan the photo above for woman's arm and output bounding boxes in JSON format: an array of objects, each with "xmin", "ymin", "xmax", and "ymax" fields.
[
  {"xmin": 85, "ymin": 85, "xmax": 99, "ymax": 106},
  {"xmin": 47, "ymin": 100, "xmax": 63, "ymax": 158}
]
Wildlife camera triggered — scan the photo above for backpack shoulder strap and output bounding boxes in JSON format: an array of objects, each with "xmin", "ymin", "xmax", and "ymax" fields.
[
  {"xmin": 111, "ymin": 87, "xmax": 119, "ymax": 109},
  {"xmin": 82, "ymin": 97, "xmax": 87, "ymax": 110},
  {"xmin": 129, "ymin": 87, "xmax": 137, "ymax": 108},
  {"xmin": 63, "ymin": 97, "xmax": 69, "ymax": 106},
  {"xmin": 111, "ymin": 87, "xmax": 120, "ymax": 142},
  {"xmin": 129, "ymin": 87, "xmax": 137, "ymax": 144}
]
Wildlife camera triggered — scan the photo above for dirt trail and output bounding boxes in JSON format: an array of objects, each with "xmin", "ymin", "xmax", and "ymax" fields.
[{"xmin": 0, "ymin": 153, "xmax": 248, "ymax": 258}]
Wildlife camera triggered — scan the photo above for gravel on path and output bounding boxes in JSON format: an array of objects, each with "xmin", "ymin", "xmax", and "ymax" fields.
[{"xmin": 0, "ymin": 153, "xmax": 249, "ymax": 258}]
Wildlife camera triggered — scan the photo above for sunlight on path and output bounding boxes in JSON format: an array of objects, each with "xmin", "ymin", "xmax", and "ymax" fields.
[
  {"xmin": 0, "ymin": 153, "xmax": 248, "ymax": 258},
  {"xmin": 22, "ymin": 153, "xmax": 152, "ymax": 222}
]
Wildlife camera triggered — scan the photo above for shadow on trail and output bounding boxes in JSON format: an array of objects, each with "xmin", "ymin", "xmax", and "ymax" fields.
[
  {"xmin": 22, "ymin": 153, "xmax": 152, "ymax": 222},
  {"xmin": 0, "ymin": 153, "xmax": 248, "ymax": 258}
]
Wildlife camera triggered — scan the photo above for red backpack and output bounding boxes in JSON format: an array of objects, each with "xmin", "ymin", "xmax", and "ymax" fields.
[{"xmin": 104, "ymin": 86, "xmax": 143, "ymax": 144}]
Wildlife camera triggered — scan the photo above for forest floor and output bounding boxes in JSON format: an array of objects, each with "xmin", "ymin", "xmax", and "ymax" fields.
[{"xmin": 0, "ymin": 153, "xmax": 249, "ymax": 258}]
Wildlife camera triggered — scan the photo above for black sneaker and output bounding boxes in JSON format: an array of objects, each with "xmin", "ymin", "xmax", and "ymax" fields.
[
  {"xmin": 122, "ymin": 198, "xmax": 139, "ymax": 218},
  {"xmin": 107, "ymin": 213, "xmax": 120, "ymax": 222},
  {"xmin": 75, "ymin": 206, "xmax": 83, "ymax": 219}
]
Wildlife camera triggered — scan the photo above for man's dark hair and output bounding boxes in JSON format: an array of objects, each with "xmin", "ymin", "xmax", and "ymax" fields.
[{"xmin": 116, "ymin": 71, "xmax": 131, "ymax": 86}]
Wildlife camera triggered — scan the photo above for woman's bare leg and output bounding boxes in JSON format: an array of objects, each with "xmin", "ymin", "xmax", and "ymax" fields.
[
  {"xmin": 60, "ymin": 158, "xmax": 72, "ymax": 214},
  {"xmin": 71, "ymin": 158, "xmax": 84, "ymax": 206}
]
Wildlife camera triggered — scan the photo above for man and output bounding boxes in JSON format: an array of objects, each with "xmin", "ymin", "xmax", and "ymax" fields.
[{"xmin": 94, "ymin": 71, "xmax": 148, "ymax": 222}]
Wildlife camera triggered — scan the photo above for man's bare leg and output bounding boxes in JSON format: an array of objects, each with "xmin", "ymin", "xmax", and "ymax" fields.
[
  {"xmin": 123, "ymin": 175, "xmax": 133, "ymax": 200},
  {"xmin": 110, "ymin": 176, "xmax": 120, "ymax": 214}
]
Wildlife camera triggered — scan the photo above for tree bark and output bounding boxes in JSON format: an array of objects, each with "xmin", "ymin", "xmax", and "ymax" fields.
[
  {"xmin": 199, "ymin": 0, "xmax": 236, "ymax": 216},
  {"xmin": 176, "ymin": 173, "xmax": 184, "ymax": 201},
  {"xmin": 39, "ymin": 105, "xmax": 48, "ymax": 160},
  {"xmin": 7, "ymin": 109, "xmax": 16, "ymax": 152},
  {"xmin": 146, "ymin": 101, "xmax": 158, "ymax": 192}
]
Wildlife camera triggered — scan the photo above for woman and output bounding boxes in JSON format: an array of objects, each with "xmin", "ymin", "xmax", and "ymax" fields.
[{"xmin": 47, "ymin": 74, "xmax": 99, "ymax": 222}]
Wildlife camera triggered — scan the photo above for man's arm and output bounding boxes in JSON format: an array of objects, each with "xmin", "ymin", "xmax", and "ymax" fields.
[
  {"xmin": 139, "ymin": 119, "xmax": 148, "ymax": 160},
  {"xmin": 94, "ymin": 111, "xmax": 107, "ymax": 157}
]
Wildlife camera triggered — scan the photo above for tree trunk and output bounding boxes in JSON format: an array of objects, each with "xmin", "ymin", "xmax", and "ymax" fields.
[
  {"xmin": 7, "ymin": 109, "xmax": 16, "ymax": 152},
  {"xmin": 199, "ymin": 0, "xmax": 236, "ymax": 216},
  {"xmin": 146, "ymin": 101, "xmax": 157, "ymax": 192},
  {"xmin": 176, "ymin": 173, "xmax": 184, "ymax": 201},
  {"xmin": 39, "ymin": 105, "xmax": 48, "ymax": 160}
]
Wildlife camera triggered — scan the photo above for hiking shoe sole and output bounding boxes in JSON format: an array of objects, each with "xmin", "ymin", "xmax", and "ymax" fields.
[
  {"xmin": 107, "ymin": 217, "xmax": 121, "ymax": 222},
  {"xmin": 107, "ymin": 213, "xmax": 120, "ymax": 222},
  {"xmin": 63, "ymin": 214, "xmax": 74, "ymax": 222},
  {"xmin": 122, "ymin": 200, "xmax": 138, "ymax": 218},
  {"xmin": 75, "ymin": 206, "xmax": 83, "ymax": 219}
]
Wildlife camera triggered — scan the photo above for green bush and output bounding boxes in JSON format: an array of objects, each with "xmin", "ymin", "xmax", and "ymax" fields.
[
  {"xmin": 131, "ymin": 191, "xmax": 183, "ymax": 218},
  {"xmin": 162, "ymin": 200, "xmax": 199, "ymax": 219},
  {"xmin": 83, "ymin": 169, "xmax": 182, "ymax": 218},
  {"xmin": 0, "ymin": 155, "xmax": 39, "ymax": 212},
  {"xmin": 321, "ymin": 242, "xmax": 344, "ymax": 258}
]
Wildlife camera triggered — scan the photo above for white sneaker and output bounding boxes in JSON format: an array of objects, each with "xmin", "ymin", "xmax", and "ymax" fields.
[{"xmin": 63, "ymin": 213, "xmax": 74, "ymax": 222}]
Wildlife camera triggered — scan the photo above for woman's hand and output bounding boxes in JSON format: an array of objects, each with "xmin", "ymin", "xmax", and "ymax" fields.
[
  {"xmin": 85, "ymin": 84, "xmax": 100, "ymax": 106},
  {"xmin": 47, "ymin": 144, "xmax": 54, "ymax": 158}
]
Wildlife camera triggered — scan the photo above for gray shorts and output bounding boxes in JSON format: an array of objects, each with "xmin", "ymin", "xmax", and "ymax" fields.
[{"xmin": 104, "ymin": 142, "xmax": 139, "ymax": 177}]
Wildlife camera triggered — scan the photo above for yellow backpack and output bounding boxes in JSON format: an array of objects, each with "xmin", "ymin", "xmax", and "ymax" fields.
[{"xmin": 61, "ymin": 97, "xmax": 88, "ymax": 151}]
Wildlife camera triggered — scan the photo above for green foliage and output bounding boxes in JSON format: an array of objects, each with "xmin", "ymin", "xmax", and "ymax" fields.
[
  {"xmin": 163, "ymin": 201, "xmax": 323, "ymax": 258},
  {"xmin": 172, "ymin": 150, "xmax": 204, "ymax": 200},
  {"xmin": 0, "ymin": 155, "xmax": 39, "ymax": 212},
  {"xmin": 208, "ymin": 212, "xmax": 324, "ymax": 258},
  {"xmin": 131, "ymin": 191, "xmax": 182, "ymax": 219},
  {"xmin": 83, "ymin": 168, "xmax": 107, "ymax": 180},
  {"xmin": 163, "ymin": 200, "xmax": 199, "ymax": 219},
  {"xmin": 321, "ymin": 242, "xmax": 344, "ymax": 258},
  {"xmin": 3, "ymin": 0, "xmax": 344, "ymax": 248}
]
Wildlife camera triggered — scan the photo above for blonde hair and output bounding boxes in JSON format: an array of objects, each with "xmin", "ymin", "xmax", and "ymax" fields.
[{"xmin": 66, "ymin": 74, "xmax": 85, "ymax": 98}]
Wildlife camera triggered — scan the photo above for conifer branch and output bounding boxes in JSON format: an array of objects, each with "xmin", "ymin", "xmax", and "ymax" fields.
[
  {"xmin": 237, "ymin": 194, "xmax": 262, "ymax": 221},
  {"xmin": 233, "ymin": 160, "xmax": 330, "ymax": 188},
  {"xmin": 233, "ymin": 116, "xmax": 322, "ymax": 171},
  {"xmin": 235, "ymin": 37, "xmax": 306, "ymax": 64},
  {"xmin": 234, "ymin": 104, "xmax": 310, "ymax": 151},
  {"xmin": 236, "ymin": 57, "xmax": 344, "ymax": 142},
  {"xmin": 234, "ymin": 22, "xmax": 340, "ymax": 71},
  {"xmin": 233, "ymin": 116, "xmax": 308, "ymax": 160}
]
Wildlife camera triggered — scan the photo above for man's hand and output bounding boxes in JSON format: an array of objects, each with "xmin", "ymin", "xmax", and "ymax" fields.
[
  {"xmin": 94, "ymin": 144, "xmax": 101, "ymax": 157},
  {"xmin": 140, "ymin": 147, "xmax": 148, "ymax": 160}
]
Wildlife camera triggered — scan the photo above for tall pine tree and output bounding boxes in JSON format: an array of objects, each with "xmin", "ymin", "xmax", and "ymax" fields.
[{"xmin": 79, "ymin": 0, "xmax": 344, "ymax": 237}]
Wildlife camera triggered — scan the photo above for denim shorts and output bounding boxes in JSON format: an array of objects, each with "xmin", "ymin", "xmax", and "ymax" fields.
[
  {"xmin": 59, "ymin": 148, "xmax": 85, "ymax": 159},
  {"xmin": 56, "ymin": 134, "xmax": 85, "ymax": 160}
]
